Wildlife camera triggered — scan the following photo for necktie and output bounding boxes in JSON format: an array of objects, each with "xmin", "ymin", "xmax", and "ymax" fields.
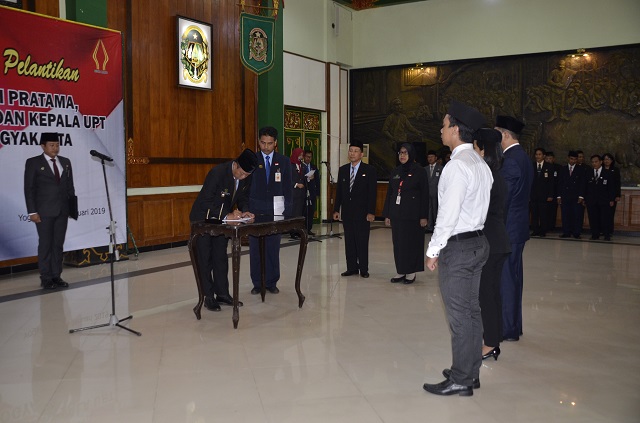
[
  {"xmin": 569, "ymin": 165, "xmax": 573, "ymax": 176},
  {"xmin": 538, "ymin": 163, "xmax": 542, "ymax": 172},
  {"xmin": 430, "ymin": 164, "xmax": 434, "ymax": 177},
  {"xmin": 349, "ymin": 166, "xmax": 355, "ymax": 191},
  {"xmin": 265, "ymin": 155, "xmax": 270, "ymax": 183},
  {"xmin": 51, "ymin": 158, "xmax": 60, "ymax": 183}
]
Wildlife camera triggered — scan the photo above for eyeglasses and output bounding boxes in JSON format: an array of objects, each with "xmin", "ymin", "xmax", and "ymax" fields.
[{"xmin": 398, "ymin": 151, "xmax": 409, "ymax": 156}]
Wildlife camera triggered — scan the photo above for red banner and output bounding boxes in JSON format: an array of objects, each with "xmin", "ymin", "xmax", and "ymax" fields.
[{"xmin": 0, "ymin": 6, "xmax": 126, "ymax": 261}]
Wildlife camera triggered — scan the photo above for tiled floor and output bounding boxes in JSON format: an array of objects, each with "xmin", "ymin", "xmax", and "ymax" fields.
[{"xmin": 1, "ymin": 225, "xmax": 639, "ymax": 422}]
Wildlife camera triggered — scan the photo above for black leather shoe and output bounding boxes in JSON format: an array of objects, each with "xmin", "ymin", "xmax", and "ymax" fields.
[
  {"xmin": 604, "ymin": 236, "xmax": 611, "ymax": 241},
  {"xmin": 482, "ymin": 346, "xmax": 500, "ymax": 361},
  {"xmin": 250, "ymin": 287, "xmax": 261, "ymax": 295},
  {"xmin": 360, "ymin": 272, "xmax": 370, "ymax": 278},
  {"xmin": 423, "ymin": 379, "xmax": 473, "ymax": 396},
  {"xmin": 266, "ymin": 286, "xmax": 280, "ymax": 294},
  {"xmin": 216, "ymin": 295, "xmax": 243, "ymax": 307},
  {"xmin": 590, "ymin": 235, "xmax": 599, "ymax": 240},
  {"xmin": 341, "ymin": 270, "xmax": 359, "ymax": 277},
  {"xmin": 41, "ymin": 279, "xmax": 56, "ymax": 290},
  {"xmin": 403, "ymin": 276, "xmax": 415, "ymax": 284},
  {"xmin": 52, "ymin": 277, "xmax": 69, "ymax": 288},
  {"xmin": 390, "ymin": 275, "xmax": 405, "ymax": 283},
  {"xmin": 308, "ymin": 231, "xmax": 315, "ymax": 236},
  {"xmin": 204, "ymin": 297, "xmax": 221, "ymax": 312},
  {"xmin": 560, "ymin": 233, "xmax": 570, "ymax": 238},
  {"xmin": 573, "ymin": 234, "xmax": 581, "ymax": 239},
  {"xmin": 503, "ymin": 336, "xmax": 519, "ymax": 342},
  {"xmin": 442, "ymin": 369, "xmax": 480, "ymax": 389}
]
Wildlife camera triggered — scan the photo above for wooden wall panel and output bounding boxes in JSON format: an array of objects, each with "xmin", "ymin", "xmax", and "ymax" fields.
[{"xmin": 104, "ymin": 0, "xmax": 258, "ymax": 248}]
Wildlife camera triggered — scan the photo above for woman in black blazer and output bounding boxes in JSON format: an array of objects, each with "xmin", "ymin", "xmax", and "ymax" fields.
[
  {"xmin": 383, "ymin": 143, "xmax": 429, "ymax": 284},
  {"xmin": 474, "ymin": 129, "xmax": 511, "ymax": 360}
]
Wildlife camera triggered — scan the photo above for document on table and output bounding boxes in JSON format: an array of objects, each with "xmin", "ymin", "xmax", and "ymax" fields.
[{"xmin": 222, "ymin": 217, "xmax": 252, "ymax": 223}]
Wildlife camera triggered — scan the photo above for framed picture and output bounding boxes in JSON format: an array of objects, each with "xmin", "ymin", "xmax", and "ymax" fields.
[
  {"xmin": 0, "ymin": 0, "xmax": 23, "ymax": 9},
  {"xmin": 177, "ymin": 15, "xmax": 212, "ymax": 90}
]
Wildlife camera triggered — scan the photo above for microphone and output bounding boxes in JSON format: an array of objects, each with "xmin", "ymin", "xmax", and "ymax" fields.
[{"xmin": 90, "ymin": 150, "xmax": 113, "ymax": 162}]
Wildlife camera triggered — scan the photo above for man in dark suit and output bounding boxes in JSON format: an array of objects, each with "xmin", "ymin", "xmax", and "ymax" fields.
[
  {"xmin": 544, "ymin": 151, "xmax": 562, "ymax": 232},
  {"xmin": 424, "ymin": 150, "xmax": 443, "ymax": 233},
  {"xmin": 557, "ymin": 151, "xmax": 586, "ymax": 239},
  {"xmin": 496, "ymin": 115, "xmax": 533, "ymax": 342},
  {"xmin": 333, "ymin": 140, "xmax": 377, "ymax": 278},
  {"xmin": 189, "ymin": 149, "xmax": 258, "ymax": 311},
  {"xmin": 584, "ymin": 155, "xmax": 616, "ymax": 241},
  {"xmin": 302, "ymin": 149, "xmax": 320, "ymax": 235},
  {"xmin": 530, "ymin": 148, "xmax": 555, "ymax": 237},
  {"xmin": 24, "ymin": 132, "xmax": 76, "ymax": 290},
  {"xmin": 248, "ymin": 126, "xmax": 293, "ymax": 294}
]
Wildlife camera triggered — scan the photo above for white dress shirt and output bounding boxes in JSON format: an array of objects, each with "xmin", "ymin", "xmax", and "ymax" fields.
[{"xmin": 426, "ymin": 143, "xmax": 493, "ymax": 258}]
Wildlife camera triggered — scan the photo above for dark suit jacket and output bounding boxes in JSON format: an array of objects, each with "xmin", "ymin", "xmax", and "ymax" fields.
[
  {"xmin": 249, "ymin": 151, "xmax": 293, "ymax": 215},
  {"xmin": 500, "ymin": 144, "xmax": 533, "ymax": 244},
  {"xmin": 557, "ymin": 164, "xmax": 586, "ymax": 203},
  {"xmin": 303, "ymin": 162, "xmax": 320, "ymax": 198},
  {"xmin": 530, "ymin": 161, "xmax": 555, "ymax": 202},
  {"xmin": 584, "ymin": 168, "xmax": 616, "ymax": 206},
  {"xmin": 383, "ymin": 162, "xmax": 428, "ymax": 221},
  {"xmin": 485, "ymin": 170, "xmax": 511, "ymax": 255},
  {"xmin": 189, "ymin": 161, "xmax": 251, "ymax": 222},
  {"xmin": 334, "ymin": 161, "xmax": 377, "ymax": 220},
  {"xmin": 24, "ymin": 153, "xmax": 75, "ymax": 217},
  {"xmin": 424, "ymin": 163, "xmax": 443, "ymax": 198}
]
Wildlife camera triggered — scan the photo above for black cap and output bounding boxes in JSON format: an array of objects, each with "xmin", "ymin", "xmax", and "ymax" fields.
[
  {"xmin": 236, "ymin": 149, "xmax": 259, "ymax": 173},
  {"xmin": 475, "ymin": 128, "xmax": 502, "ymax": 144},
  {"xmin": 40, "ymin": 132, "xmax": 59, "ymax": 144},
  {"xmin": 349, "ymin": 140, "xmax": 364, "ymax": 151},
  {"xmin": 546, "ymin": 151, "xmax": 555, "ymax": 157},
  {"xmin": 568, "ymin": 150, "xmax": 578, "ymax": 158},
  {"xmin": 447, "ymin": 101, "xmax": 486, "ymax": 131},
  {"xmin": 495, "ymin": 115, "xmax": 525, "ymax": 135}
]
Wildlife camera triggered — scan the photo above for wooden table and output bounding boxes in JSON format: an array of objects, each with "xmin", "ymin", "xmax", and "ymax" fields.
[{"xmin": 188, "ymin": 215, "xmax": 308, "ymax": 328}]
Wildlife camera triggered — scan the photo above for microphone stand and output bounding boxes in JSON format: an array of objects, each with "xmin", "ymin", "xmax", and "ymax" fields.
[
  {"xmin": 322, "ymin": 161, "xmax": 342, "ymax": 239},
  {"xmin": 69, "ymin": 157, "xmax": 141, "ymax": 336}
]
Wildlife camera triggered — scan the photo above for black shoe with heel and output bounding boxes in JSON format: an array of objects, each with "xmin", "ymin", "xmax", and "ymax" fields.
[{"xmin": 482, "ymin": 346, "xmax": 500, "ymax": 361}]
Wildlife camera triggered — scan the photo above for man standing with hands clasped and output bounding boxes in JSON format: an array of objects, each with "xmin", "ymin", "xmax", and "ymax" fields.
[
  {"xmin": 423, "ymin": 101, "xmax": 492, "ymax": 397},
  {"xmin": 495, "ymin": 115, "xmax": 533, "ymax": 342},
  {"xmin": 24, "ymin": 132, "xmax": 77, "ymax": 290},
  {"xmin": 334, "ymin": 140, "xmax": 377, "ymax": 278},
  {"xmin": 248, "ymin": 126, "xmax": 293, "ymax": 294}
]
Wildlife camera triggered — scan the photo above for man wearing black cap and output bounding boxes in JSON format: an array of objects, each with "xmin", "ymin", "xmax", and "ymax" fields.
[
  {"xmin": 333, "ymin": 140, "xmax": 377, "ymax": 278},
  {"xmin": 24, "ymin": 132, "xmax": 76, "ymax": 290},
  {"xmin": 557, "ymin": 151, "xmax": 586, "ymax": 239},
  {"xmin": 495, "ymin": 115, "xmax": 533, "ymax": 342},
  {"xmin": 423, "ymin": 101, "xmax": 492, "ymax": 397},
  {"xmin": 189, "ymin": 149, "xmax": 258, "ymax": 311}
]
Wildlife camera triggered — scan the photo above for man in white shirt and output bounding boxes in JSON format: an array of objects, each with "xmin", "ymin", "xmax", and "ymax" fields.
[{"xmin": 423, "ymin": 101, "xmax": 492, "ymax": 397}]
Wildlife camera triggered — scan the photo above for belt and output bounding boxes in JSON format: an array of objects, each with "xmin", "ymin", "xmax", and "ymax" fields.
[{"xmin": 448, "ymin": 230, "xmax": 484, "ymax": 242}]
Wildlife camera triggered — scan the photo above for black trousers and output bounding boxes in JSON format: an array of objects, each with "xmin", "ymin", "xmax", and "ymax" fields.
[
  {"xmin": 561, "ymin": 201, "xmax": 584, "ymax": 236},
  {"xmin": 530, "ymin": 200, "xmax": 549, "ymax": 234},
  {"xmin": 342, "ymin": 218, "xmax": 370, "ymax": 273},
  {"xmin": 36, "ymin": 213, "xmax": 69, "ymax": 281},
  {"xmin": 479, "ymin": 252, "xmax": 509, "ymax": 348},
  {"xmin": 306, "ymin": 197, "xmax": 316, "ymax": 232},
  {"xmin": 547, "ymin": 200, "xmax": 558, "ymax": 232},
  {"xmin": 194, "ymin": 234, "xmax": 230, "ymax": 298},
  {"xmin": 587, "ymin": 203, "xmax": 613, "ymax": 237}
]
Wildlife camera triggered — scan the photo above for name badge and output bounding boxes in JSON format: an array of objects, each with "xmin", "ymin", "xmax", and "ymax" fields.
[
  {"xmin": 396, "ymin": 195, "xmax": 401, "ymax": 205},
  {"xmin": 275, "ymin": 171, "xmax": 281, "ymax": 182},
  {"xmin": 435, "ymin": 172, "xmax": 440, "ymax": 177},
  {"xmin": 603, "ymin": 180, "xmax": 607, "ymax": 185}
]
